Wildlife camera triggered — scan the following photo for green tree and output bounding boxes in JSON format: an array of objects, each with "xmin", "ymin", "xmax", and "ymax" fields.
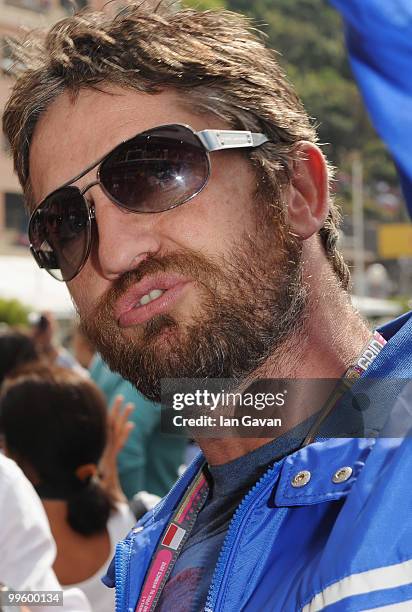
[
  {"xmin": 181, "ymin": 0, "xmax": 400, "ymax": 216},
  {"xmin": 183, "ymin": 0, "xmax": 227, "ymax": 8},
  {"xmin": 0, "ymin": 298, "xmax": 30, "ymax": 326}
]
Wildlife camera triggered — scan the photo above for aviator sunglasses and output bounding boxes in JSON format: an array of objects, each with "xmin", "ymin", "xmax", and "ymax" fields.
[{"xmin": 29, "ymin": 123, "xmax": 269, "ymax": 281}]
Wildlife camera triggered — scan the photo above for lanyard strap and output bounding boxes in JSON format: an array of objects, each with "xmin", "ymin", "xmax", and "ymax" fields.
[
  {"xmin": 302, "ymin": 330, "xmax": 387, "ymax": 446},
  {"xmin": 135, "ymin": 469, "xmax": 209, "ymax": 612},
  {"xmin": 134, "ymin": 331, "xmax": 387, "ymax": 611}
]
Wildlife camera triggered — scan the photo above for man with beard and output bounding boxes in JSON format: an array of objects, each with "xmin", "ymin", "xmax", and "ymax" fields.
[{"xmin": 3, "ymin": 3, "xmax": 412, "ymax": 611}]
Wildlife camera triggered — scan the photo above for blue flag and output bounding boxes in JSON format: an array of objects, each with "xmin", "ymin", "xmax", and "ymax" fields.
[{"xmin": 330, "ymin": 0, "xmax": 412, "ymax": 215}]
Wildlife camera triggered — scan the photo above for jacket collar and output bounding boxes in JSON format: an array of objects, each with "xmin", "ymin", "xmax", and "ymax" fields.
[
  {"xmin": 274, "ymin": 311, "xmax": 412, "ymax": 507},
  {"xmin": 274, "ymin": 437, "xmax": 375, "ymax": 506}
]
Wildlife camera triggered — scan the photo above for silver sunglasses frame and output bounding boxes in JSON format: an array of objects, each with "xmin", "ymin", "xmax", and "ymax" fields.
[{"xmin": 29, "ymin": 123, "xmax": 269, "ymax": 281}]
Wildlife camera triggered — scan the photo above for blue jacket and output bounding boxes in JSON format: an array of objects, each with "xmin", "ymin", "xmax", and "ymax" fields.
[{"xmin": 104, "ymin": 312, "xmax": 412, "ymax": 611}]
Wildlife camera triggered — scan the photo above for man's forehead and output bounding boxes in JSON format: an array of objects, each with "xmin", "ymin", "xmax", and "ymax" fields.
[
  {"xmin": 30, "ymin": 89, "xmax": 128, "ymax": 183},
  {"xmin": 28, "ymin": 85, "xmax": 217, "ymax": 206}
]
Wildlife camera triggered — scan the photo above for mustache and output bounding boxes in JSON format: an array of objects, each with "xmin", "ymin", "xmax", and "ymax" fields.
[{"xmin": 89, "ymin": 249, "xmax": 222, "ymax": 317}]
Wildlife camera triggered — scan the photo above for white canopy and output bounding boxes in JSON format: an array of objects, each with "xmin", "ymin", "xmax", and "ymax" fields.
[
  {"xmin": 0, "ymin": 255, "xmax": 75, "ymax": 318},
  {"xmin": 351, "ymin": 295, "xmax": 403, "ymax": 318}
]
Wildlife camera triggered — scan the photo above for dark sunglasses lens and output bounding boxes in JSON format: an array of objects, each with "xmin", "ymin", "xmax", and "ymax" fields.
[
  {"xmin": 29, "ymin": 187, "xmax": 90, "ymax": 281},
  {"xmin": 99, "ymin": 125, "xmax": 209, "ymax": 213}
]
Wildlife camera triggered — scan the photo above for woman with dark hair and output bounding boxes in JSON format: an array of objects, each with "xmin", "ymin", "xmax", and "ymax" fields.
[{"xmin": 0, "ymin": 365, "xmax": 135, "ymax": 612}]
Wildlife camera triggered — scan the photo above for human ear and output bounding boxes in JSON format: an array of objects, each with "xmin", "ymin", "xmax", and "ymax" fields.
[{"xmin": 286, "ymin": 142, "xmax": 329, "ymax": 240}]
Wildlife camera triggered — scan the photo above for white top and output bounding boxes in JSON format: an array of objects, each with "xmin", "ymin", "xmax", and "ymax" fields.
[
  {"xmin": 0, "ymin": 454, "xmax": 91, "ymax": 611},
  {"xmin": 64, "ymin": 503, "xmax": 135, "ymax": 612}
]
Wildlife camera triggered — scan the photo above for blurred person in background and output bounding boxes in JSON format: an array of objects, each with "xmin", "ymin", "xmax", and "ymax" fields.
[
  {"xmin": 71, "ymin": 326, "xmax": 95, "ymax": 371},
  {"xmin": 1, "ymin": 333, "xmax": 91, "ymax": 611},
  {"xmin": 72, "ymin": 326, "xmax": 186, "ymax": 500},
  {"xmin": 30, "ymin": 312, "xmax": 86, "ymax": 375},
  {"xmin": 0, "ymin": 365, "xmax": 136, "ymax": 612},
  {"xmin": 0, "ymin": 454, "xmax": 91, "ymax": 612}
]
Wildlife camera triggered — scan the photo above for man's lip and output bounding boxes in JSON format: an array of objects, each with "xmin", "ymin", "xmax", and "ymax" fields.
[{"xmin": 114, "ymin": 273, "xmax": 191, "ymax": 322}]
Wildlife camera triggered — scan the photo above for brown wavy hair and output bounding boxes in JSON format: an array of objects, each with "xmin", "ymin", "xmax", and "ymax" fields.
[{"xmin": 2, "ymin": 1, "xmax": 349, "ymax": 288}]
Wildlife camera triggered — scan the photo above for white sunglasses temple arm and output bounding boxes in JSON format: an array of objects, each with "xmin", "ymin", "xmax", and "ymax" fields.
[{"xmin": 197, "ymin": 129, "xmax": 269, "ymax": 152}]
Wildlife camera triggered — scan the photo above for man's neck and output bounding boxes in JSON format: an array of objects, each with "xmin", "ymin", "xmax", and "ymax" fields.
[{"xmin": 197, "ymin": 286, "xmax": 371, "ymax": 466}]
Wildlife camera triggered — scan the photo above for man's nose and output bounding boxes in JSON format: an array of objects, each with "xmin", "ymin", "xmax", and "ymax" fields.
[{"xmin": 91, "ymin": 192, "xmax": 162, "ymax": 279}]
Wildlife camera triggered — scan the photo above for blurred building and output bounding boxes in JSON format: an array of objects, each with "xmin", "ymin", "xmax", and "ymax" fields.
[
  {"xmin": 0, "ymin": 0, "xmax": 160, "ymax": 256},
  {"xmin": 0, "ymin": 0, "xmax": 76, "ymax": 254}
]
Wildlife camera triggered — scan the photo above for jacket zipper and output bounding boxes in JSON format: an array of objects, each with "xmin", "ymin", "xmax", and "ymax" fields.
[
  {"xmin": 204, "ymin": 462, "xmax": 282, "ymax": 612},
  {"xmin": 115, "ymin": 538, "xmax": 133, "ymax": 612},
  {"xmin": 115, "ymin": 453, "xmax": 205, "ymax": 611}
]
